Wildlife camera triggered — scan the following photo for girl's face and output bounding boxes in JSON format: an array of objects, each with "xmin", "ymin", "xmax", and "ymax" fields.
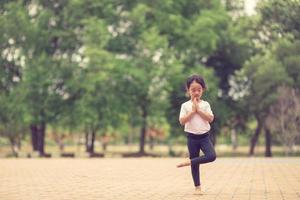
[{"xmin": 188, "ymin": 81, "xmax": 203, "ymax": 100}]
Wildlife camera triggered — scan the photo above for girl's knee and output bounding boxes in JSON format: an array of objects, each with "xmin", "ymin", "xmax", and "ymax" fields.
[
  {"xmin": 212, "ymin": 154, "xmax": 216, "ymax": 162},
  {"xmin": 208, "ymin": 153, "xmax": 216, "ymax": 162}
]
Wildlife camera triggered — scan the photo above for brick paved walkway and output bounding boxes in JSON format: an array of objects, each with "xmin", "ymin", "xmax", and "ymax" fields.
[{"xmin": 0, "ymin": 158, "xmax": 300, "ymax": 200}]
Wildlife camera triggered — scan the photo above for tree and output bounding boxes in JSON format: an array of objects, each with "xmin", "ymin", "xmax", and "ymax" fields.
[
  {"xmin": 0, "ymin": 86, "xmax": 28, "ymax": 156},
  {"xmin": 113, "ymin": 25, "xmax": 181, "ymax": 155},
  {"xmin": 0, "ymin": 0, "xmax": 87, "ymax": 156},
  {"xmin": 0, "ymin": 1, "xmax": 33, "ymax": 155},
  {"xmin": 264, "ymin": 39, "xmax": 300, "ymax": 155},
  {"xmin": 266, "ymin": 86, "xmax": 300, "ymax": 155},
  {"xmin": 238, "ymin": 43, "xmax": 293, "ymax": 156},
  {"xmin": 258, "ymin": 0, "xmax": 300, "ymax": 39},
  {"xmin": 229, "ymin": 0, "xmax": 300, "ymax": 156}
]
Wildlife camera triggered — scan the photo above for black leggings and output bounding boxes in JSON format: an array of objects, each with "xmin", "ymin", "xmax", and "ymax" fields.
[{"xmin": 186, "ymin": 132, "xmax": 216, "ymax": 186}]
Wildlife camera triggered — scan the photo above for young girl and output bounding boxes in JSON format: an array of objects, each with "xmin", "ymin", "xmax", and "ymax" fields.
[{"xmin": 177, "ymin": 74, "xmax": 216, "ymax": 195}]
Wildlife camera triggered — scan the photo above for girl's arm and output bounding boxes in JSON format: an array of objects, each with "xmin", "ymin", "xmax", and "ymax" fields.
[
  {"xmin": 192, "ymin": 98, "xmax": 214, "ymax": 123},
  {"xmin": 179, "ymin": 102, "xmax": 197, "ymax": 125},
  {"xmin": 196, "ymin": 109, "xmax": 214, "ymax": 123},
  {"xmin": 179, "ymin": 110, "xmax": 196, "ymax": 125}
]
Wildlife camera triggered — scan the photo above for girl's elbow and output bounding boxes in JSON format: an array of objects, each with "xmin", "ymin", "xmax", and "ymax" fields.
[
  {"xmin": 179, "ymin": 119, "xmax": 185, "ymax": 126},
  {"xmin": 209, "ymin": 116, "xmax": 214, "ymax": 123}
]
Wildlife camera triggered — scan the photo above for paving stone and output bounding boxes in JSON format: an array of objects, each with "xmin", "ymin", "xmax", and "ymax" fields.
[{"xmin": 0, "ymin": 158, "xmax": 300, "ymax": 200}]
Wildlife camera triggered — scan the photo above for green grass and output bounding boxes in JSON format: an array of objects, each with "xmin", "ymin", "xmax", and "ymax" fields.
[{"xmin": 1, "ymin": 143, "xmax": 300, "ymax": 158}]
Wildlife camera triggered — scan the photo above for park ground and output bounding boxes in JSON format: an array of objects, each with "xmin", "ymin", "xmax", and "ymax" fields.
[
  {"xmin": 1, "ymin": 144, "xmax": 300, "ymax": 158},
  {"xmin": 0, "ymin": 157, "xmax": 300, "ymax": 200}
]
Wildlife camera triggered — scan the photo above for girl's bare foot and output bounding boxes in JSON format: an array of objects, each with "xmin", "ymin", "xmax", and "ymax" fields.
[
  {"xmin": 193, "ymin": 186, "xmax": 202, "ymax": 195},
  {"xmin": 176, "ymin": 159, "xmax": 191, "ymax": 168}
]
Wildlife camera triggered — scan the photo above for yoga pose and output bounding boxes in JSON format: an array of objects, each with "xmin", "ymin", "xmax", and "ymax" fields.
[{"xmin": 177, "ymin": 74, "xmax": 216, "ymax": 195}]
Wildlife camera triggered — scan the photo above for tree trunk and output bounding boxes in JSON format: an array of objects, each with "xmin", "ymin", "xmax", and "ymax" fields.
[
  {"xmin": 30, "ymin": 124, "xmax": 39, "ymax": 151},
  {"xmin": 231, "ymin": 129, "xmax": 238, "ymax": 150},
  {"xmin": 85, "ymin": 125, "xmax": 97, "ymax": 154},
  {"xmin": 128, "ymin": 127, "xmax": 133, "ymax": 146},
  {"xmin": 168, "ymin": 139, "xmax": 175, "ymax": 157},
  {"xmin": 149, "ymin": 136, "xmax": 154, "ymax": 150},
  {"xmin": 249, "ymin": 116, "xmax": 263, "ymax": 156},
  {"xmin": 139, "ymin": 106, "xmax": 147, "ymax": 155},
  {"xmin": 37, "ymin": 121, "xmax": 46, "ymax": 156},
  {"xmin": 264, "ymin": 127, "xmax": 272, "ymax": 157},
  {"xmin": 90, "ymin": 130, "xmax": 96, "ymax": 154},
  {"xmin": 30, "ymin": 122, "xmax": 46, "ymax": 156},
  {"xmin": 85, "ymin": 129, "xmax": 90, "ymax": 152},
  {"xmin": 16, "ymin": 134, "xmax": 22, "ymax": 151},
  {"xmin": 102, "ymin": 143, "xmax": 107, "ymax": 152},
  {"xmin": 9, "ymin": 136, "xmax": 18, "ymax": 157}
]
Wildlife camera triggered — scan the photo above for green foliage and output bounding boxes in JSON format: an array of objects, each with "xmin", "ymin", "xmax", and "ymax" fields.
[
  {"xmin": 185, "ymin": 9, "xmax": 229, "ymax": 57},
  {"xmin": 258, "ymin": 0, "xmax": 300, "ymax": 39},
  {"xmin": 274, "ymin": 39, "xmax": 300, "ymax": 88},
  {"xmin": 242, "ymin": 54, "xmax": 289, "ymax": 114},
  {"xmin": 83, "ymin": 18, "xmax": 111, "ymax": 48},
  {"xmin": 237, "ymin": 37, "xmax": 299, "ymax": 122},
  {"xmin": 0, "ymin": 85, "xmax": 29, "ymax": 140},
  {"xmin": 1, "ymin": 0, "xmax": 299, "ymax": 152}
]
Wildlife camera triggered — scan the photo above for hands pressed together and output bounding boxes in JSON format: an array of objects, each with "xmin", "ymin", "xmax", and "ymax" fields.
[
  {"xmin": 191, "ymin": 97, "xmax": 214, "ymax": 123},
  {"xmin": 191, "ymin": 97, "xmax": 200, "ymax": 114},
  {"xmin": 179, "ymin": 97, "xmax": 214, "ymax": 125}
]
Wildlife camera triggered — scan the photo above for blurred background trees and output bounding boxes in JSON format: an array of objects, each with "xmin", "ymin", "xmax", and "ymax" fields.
[{"xmin": 0, "ymin": 0, "xmax": 299, "ymax": 157}]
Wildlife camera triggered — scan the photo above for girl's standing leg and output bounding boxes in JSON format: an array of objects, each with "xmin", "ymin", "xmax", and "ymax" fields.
[
  {"xmin": 177, "ymin": 134, "xmax": 216, "ymax": 187},
  {"xmin": 187, "ymin": 138, "xmax": 201, "ymax": 186}
]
